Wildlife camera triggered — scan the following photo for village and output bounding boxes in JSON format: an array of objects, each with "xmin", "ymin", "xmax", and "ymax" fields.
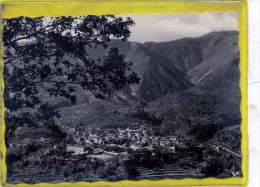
[
  {"xmin": 59, "ymin": 124, "xmax": 181, "ymax": 160},
  {"xmin": 7, "ymin": 123, "xmax": 242, "ymax": 183}
]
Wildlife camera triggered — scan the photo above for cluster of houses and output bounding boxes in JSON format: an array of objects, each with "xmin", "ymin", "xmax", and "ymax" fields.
[
  {"xmin": 8, "ymin": 123, "xmax": 185, "ymax": 164},
  {"xmin": 9, "ymin": 126, "xmax": 55, "ymax": 148},
  {"xmin": 61, "ymin": 125, "xmax": 180, "ymax": 156}
]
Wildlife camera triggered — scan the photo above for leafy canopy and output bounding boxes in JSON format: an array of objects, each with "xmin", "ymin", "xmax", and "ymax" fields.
[{"xmin": 3, "ymin": 15, "xmax": 139, "ymax": 130}]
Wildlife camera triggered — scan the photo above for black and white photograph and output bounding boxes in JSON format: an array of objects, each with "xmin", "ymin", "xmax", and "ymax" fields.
[{"xmin": 3, "ymin": 13, "xmax": 242, "ymax": 183}]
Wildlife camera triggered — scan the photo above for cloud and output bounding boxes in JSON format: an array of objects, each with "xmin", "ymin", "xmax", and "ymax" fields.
[{"xmin": 122, "ymin": 12, "xmax": 238, "ymax": 42}]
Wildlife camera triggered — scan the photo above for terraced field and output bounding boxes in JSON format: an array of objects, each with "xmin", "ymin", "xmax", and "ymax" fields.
[{"xmin": 136, "ymin": 166, "xmax": 204, "ymax": 179}]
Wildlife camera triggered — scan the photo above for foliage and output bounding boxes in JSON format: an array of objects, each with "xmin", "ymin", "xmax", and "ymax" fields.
[
  {"xmin": 3, "ymin": 16, "xmax": 139, "ymax": 131},
  {"xmin": 201, "ymin": 158, "xmax": 224, "ymax": 176}
]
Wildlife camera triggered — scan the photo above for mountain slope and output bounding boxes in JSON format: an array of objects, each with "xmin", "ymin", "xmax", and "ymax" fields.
[
  {"xmin": 186, "ymin": 31, "xmax": 240, "ymax": 124},
  {"xmin": 186, "ymin": 31, "xmax": 239, "ymax": 84},
  {"xmin": 146, "ymin": 31, "xmax": 240, "ymax": 135},
  {"xmin": 109, "ymin": 31, "xmax": 239, "ymax": 105},
  {"xmin": 56, "ymin": 31, "xmax": 240, "ymax": 130},
  {"xmin": 86, "ymin": 40, "xmax": 192, "ymax": 102}
]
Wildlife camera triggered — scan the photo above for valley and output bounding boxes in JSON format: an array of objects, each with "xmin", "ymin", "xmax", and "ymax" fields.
[{"xmin": 5, "ymin": 31, "xmax": 242, "ymax": 183}]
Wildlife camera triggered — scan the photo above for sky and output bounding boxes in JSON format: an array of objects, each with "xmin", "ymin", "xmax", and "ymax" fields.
[{"xmin": 122, "ymin": 12, "xmax": 238, "ymax": 43}]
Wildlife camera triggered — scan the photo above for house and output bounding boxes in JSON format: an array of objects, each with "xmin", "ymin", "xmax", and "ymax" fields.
[
  {"xmin": 169, "ymin": 145, "xmax": 176, "ymax": 153},
  {"xmin": 66, "ymin": 145, "xmax": 85, "ymax": 155},
  {"xmin": 130, "ymin": 145, "xmax": 138, "ymax": 151}
]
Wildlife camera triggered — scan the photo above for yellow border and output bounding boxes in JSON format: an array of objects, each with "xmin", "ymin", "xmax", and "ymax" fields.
[{"xmin": 0, "ymin": 0, "xmax": 248, "ymax": 187}]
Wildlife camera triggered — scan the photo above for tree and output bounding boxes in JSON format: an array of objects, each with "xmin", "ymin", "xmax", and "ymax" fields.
[{"xmin": 3, "ymin": 16, "xmax": 139, "ymax": 138}]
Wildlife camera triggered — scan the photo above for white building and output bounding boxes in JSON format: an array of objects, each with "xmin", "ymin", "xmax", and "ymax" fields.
[{"xmin": 67, "ymin": 145, "xmax": 85, "ymax": 155}]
